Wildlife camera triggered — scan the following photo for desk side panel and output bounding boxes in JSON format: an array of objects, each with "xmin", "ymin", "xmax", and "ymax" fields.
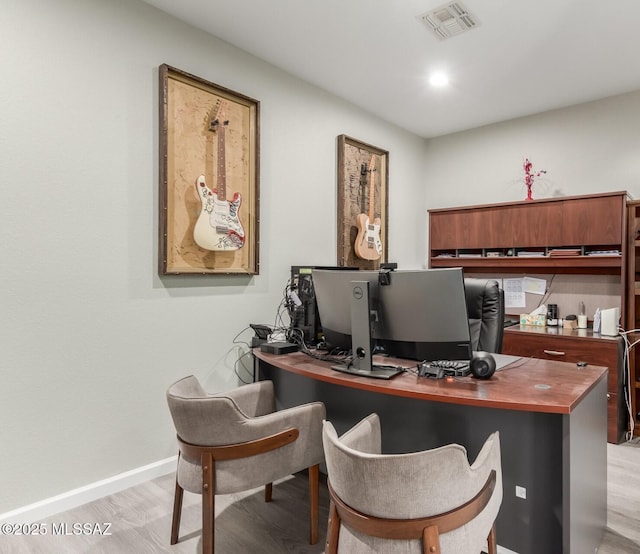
[{"xmin": 563, "ymin": 377, "xmax": 607, "ymax": 553}]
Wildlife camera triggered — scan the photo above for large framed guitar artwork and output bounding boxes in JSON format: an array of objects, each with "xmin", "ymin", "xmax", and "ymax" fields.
[
  {"xmin": 159, "ymin": 64, "xmax": 259, "ymax": 275},
  {"xmin": 337, "ymin": 135, "xmax": 388, "ymax": 269}
]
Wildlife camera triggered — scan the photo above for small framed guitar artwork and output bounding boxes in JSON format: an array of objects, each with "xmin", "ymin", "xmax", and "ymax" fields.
[
  {"xmin": 158, "ymin": 64, "xmax": 259, "ymax": 275},
  {"xmin": 337, "ymin": 135, "xmax": 389, "ymax": 269}
]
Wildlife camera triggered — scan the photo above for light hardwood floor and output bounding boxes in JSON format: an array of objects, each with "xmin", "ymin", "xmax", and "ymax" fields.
[
  {"xmin": 1, "ymin": 440, "xmax": 639, "ymax": 553},
  {"xmin": 599, "ymin": 438, "xmax": 640, "ymax": 554}
]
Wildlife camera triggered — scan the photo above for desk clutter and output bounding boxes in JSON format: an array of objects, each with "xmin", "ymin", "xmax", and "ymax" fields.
[
  {"xmin": 418, "ymin": 355, "xmax": 497, "ymax": 380},
  {"xmin": 418, "ymin": 359, "xmax": 470, "ymax": 379},
  {"xmin": 519, "ymin": 303, "xmax": 620, "ymax": 336},
  {"xmin": 418, "ymin": 352, "xmax": 522, "ymax": 380}
]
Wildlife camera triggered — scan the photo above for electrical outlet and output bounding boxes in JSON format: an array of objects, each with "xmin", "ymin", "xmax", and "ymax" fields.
[{"xmin": 515, "ymin": 485, "xmax": 527, "ymax": 499}]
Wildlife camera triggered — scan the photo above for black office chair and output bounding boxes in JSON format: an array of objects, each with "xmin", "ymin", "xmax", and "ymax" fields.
[{"xmin": 464, "ymin": 278, "xmax": 505, "ymax": 353}]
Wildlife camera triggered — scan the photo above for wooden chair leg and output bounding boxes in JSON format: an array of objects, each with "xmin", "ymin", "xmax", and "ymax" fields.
[
  {"xmin": 170, "ymin": 479, "xmax": 184, "ymax": 545},
  {"xmin": 325, "ymin": 500, "xmax": 340, "ymax": 554},
  {"xmin": 201, "ymin": 452, "xmax": 215, "ymax": 554},
  {"xmin": 308, "ymin": 464, "xmax": 319, "ymax": 544},
  {"xmin": 265, "ymin": 482, "xmax": 273, "ymax": 502},
  {"xmin": 487, "ymin": 523, "xmax": 497, "ymax": 554},
  {"xmin": 422, "ymin": 525, "xmax": 441, "ymax": 554}
]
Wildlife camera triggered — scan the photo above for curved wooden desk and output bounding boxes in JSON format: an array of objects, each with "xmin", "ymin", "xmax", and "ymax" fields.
[
  {"xmin": 255, "ymin": 350, "xmax": 606, "ymax": 414},
  {"xmin": 254, "ymin": 349, "xmax": 607, "ymax": 554}
]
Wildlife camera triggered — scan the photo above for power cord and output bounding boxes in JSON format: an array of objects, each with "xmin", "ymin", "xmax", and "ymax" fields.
[
  {"xmin": 232, "ymin": 326, "xmax": 257, "ymax": 384},
  {"xmin": 616, "ymin": 326, "xmax": 638, "ymax": 441},
  {"xmin": 535, "ymin": 273, "xmax": 556, "ymax": 310}
]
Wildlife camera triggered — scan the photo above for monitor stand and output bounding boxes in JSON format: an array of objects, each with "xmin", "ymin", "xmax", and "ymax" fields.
[{"xmin": 331, "ymin": 280, "xmax": 404, "ymax": 380}]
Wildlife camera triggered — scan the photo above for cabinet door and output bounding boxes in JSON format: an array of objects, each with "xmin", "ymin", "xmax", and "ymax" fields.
[
  {"xmin": 562, "ymin": 195, "xmax": 623, "ymax": 246},
  {"xmin": 430, "ymin": 211, "xmax": 460, "ymax": 250},
  {"xmin": 476, "ymin": 205, "xmax": 519, "ymax": 248},
  {"xmin": 509, "ymin": 202, "xmax": 564, "ymax": 247},
  {"xmin": 430, "ymin": 209, "xmax": 499, "ymax": 249}
]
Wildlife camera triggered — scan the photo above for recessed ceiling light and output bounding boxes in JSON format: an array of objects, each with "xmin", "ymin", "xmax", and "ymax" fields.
[{"xmin": 429, "ymin": 72, "xmax": 449, "ymax": 87}]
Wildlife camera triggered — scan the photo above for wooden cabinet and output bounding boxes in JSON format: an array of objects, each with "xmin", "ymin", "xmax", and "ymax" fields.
[
  {"xmin": 428, "ymin": 191, "xmax": 631, "ymax": 441},
  {"xmin": 625, "ymin": 200, "xmax": 640, "ymax": 437},
  {"xmin": 429, "ymin": 191, "xmax": 627, "ymax": 275},
  {"xmin": 503, "ymin": 326, "xmax": 626, "ymax": 443}
]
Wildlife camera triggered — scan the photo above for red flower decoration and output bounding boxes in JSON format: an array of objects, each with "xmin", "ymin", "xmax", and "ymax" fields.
[{"xmin": 523, "ymin": 158, "xmax": 546, "ymax": 200}]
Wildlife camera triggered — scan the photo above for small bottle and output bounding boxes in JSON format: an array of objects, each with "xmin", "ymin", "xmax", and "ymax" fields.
[{"xmin": 547, "ymin": 304, "xmax": 558, "ymax": 326}]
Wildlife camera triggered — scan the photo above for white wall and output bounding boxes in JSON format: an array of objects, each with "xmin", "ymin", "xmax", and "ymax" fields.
[
  {"xmin": 423, "ymin": 92, "xmax": 640, "ymax": 319},
  {"xmin": 424, "ymin": 90, "xmax": 640, "ymax": 207},
  {"xmin": 0, "ymin": 0, "xmax": 426, "ymax": 513}
]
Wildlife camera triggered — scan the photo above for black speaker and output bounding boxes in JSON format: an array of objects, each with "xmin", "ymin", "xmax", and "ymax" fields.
[{"xmin": 471, "ymin": 351, "xmax": 496, "ymax": 379}]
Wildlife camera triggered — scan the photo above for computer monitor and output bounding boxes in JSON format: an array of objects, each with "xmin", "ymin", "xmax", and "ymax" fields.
[{"xmin": 311, "ymin": 267, "xmax": 472, "ymax": 378}]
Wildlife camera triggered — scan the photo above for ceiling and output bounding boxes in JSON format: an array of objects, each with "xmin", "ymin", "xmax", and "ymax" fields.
[{"xmin": 142, "ymin": 0, "xmax": 640, "ymax": 138}]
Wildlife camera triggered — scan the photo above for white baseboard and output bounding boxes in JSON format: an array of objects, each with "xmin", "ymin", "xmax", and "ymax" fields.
[{"xmin": 0, "ymin": 456, "xmax": 177, "ymax": 524}]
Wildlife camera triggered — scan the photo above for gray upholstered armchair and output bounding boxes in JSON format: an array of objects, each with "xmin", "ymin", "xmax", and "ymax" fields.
[
  {"xmin": 166, "ymin": 376, "xmax": 326, "ymax": 554},
  {"xmin": 322, "ymin": 413, "xmax": 502, "ymax": 554}
]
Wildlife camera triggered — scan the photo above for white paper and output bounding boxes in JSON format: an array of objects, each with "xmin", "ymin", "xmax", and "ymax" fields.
[
  {"xmin": 523, "ymin": 277, "xmax": 547, "ymax": 296},
  {"xmin": 503, "ymin": 278, "xmax": 526, "ymax": 308},
  {"xmin": 530, "ymin": 304, "xmax": 547, "ymax": 316}
]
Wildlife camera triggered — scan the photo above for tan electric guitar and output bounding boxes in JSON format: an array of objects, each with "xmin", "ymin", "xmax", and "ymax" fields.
[
  {"xmin": 193, "ymin": 101, "xmax": 245, "ymax": 251},
  {"xmin": 354, "ymin": 155, "xmax": 383, "ymax": 260}
]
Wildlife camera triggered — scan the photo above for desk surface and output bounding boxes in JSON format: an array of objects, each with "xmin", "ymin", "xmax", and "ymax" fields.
[{"xmin": 254, "ymin": 349, "xmax": 607, "ymax": 414}]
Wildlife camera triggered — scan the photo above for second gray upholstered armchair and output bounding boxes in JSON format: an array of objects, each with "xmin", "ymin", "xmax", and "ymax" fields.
[
  {"xmin": 166, "ymin": 376, "xmax": 326, "ymax": 554},
  {"xmin": 322, "ymin": 413, "xmax": 503, "ymax": 554}
]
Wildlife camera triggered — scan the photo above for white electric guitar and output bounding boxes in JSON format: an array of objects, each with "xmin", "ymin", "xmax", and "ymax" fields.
[
  {"xmin": 354, "ymin": 155, "xmax": 383, "ymax": 260},
  {"xmin": 193, "ymin": 102, "xmax": 245, "ymax": 251}
]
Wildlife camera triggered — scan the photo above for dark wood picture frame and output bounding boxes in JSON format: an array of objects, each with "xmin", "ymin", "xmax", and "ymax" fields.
[
  {"xmin": 337, "ymin": 135, "xmax": 389, "ymax": 268},
  {"xmin": 159, "ymin": 64, "xmax": 260, "ymax": 275}
]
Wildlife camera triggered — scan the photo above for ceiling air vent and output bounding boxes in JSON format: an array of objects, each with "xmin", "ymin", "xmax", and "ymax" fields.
[{"xmin": 418, "ymin": 2, "xmax": 478, "ymax": 39}]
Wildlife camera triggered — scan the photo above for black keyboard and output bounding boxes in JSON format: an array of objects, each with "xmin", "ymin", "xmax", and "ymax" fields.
[{"xmin": 429, "ymin": 360, "xmax": 469, "ymax": 370}]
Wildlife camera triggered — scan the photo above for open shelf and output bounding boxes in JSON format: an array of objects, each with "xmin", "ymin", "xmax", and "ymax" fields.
[{"xmin": 430, "ymin": 254, "xmax": 622, "ymax": 274}]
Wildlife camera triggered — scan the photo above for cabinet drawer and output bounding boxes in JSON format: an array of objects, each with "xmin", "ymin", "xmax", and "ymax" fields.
[{"xmin": 502, "ymin": 331, "xmax": 620, "ymax": 393}]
